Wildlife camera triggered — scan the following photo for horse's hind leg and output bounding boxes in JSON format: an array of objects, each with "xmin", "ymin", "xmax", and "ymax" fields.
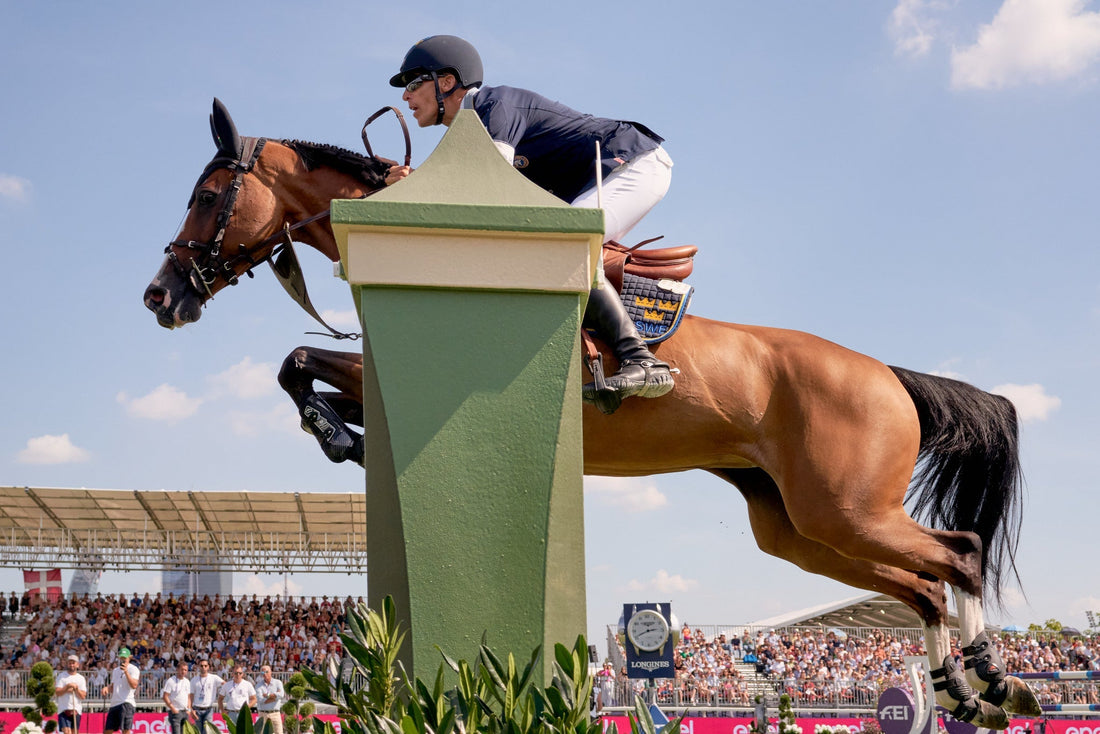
[
  {"xmin": 954, "ymin": 588, "xmax": 1042, "ymax": 716},
  {"xmin": 715, "ymin": 468, "xmax": 949, "ymax": 623},
  {"xmin": 747, "ymin": 410, "xmax": 1026, "ymax": 732},
  {"xmin": 279, "ymin": 346, "xmax": 365, "ymax": 466},
  {"xmin": 722, "ymin": 466, "xmax": 1015, "ymax": 728}
]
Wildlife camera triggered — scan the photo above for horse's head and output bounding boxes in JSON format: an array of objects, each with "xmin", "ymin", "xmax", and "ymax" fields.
[
  {"xmin": 145, "ymin": 99, "xmax": 286, "ymax": 328},
  {"xmin": 145, "ymin": 99, "xmax": 392, "ymax": 329}
]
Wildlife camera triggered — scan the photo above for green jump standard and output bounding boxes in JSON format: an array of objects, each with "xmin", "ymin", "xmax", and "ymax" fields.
[{"xmin": 331, "ymin": 110, "xmax": 603, "ymax": 682}]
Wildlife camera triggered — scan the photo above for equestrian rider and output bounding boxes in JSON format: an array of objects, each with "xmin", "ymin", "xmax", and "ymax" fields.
[{"xmin": 386, "ymin": 35, "xmax": 675, "ymax": 403}]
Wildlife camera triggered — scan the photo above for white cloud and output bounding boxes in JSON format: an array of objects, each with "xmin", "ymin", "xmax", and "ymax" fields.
[
  {"xmin": 207, "ymin": 356, "xmax": 278, "ymax": 400},
  {"xmin": 117, "ymin": 384, "xmax": 203, "ymax": 422},
  {"xmin": 238, "ymin": 574, "xmax": 303, "ymax": 597},
  {"xmin": 0, "ymin": 174, "xmax": 31, "ymax": 203},
  {"xmin": 585, "ymin": 476, "xmax": 668, "ymax": 513},
  {"xmin": 890, "ymin": 0, "xmax": 947, "ymax": 57},
  {"xmin": 227, "ymin": 402, "xmax": 302, "ymax": 437},
  {"xmin": 625, "ymin": 569, "xmax": 699, "ymax": 595},
  {"xmin": 951, "ymin": 0, "xmax": 1100, "ymax": 89},
  {"xmin": 990, "ymin": 382, "xmax": 1061, "ymax": 422},
  {"xmin": 319, "ymin": 309, "xmax": 360, "ymax": 329},
  {"xmin": 17, "ymin": 434, "xmax": 91, "ymax": 464}
]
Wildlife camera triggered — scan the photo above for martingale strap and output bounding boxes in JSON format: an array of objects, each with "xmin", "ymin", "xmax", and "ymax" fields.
[
  {"xmin": 269, "ymin": 228, "xmax": 360, "ymax": 341},
  {"xmin": 618, "ymin": 272, "xmax": 694, "ymax": 344}
]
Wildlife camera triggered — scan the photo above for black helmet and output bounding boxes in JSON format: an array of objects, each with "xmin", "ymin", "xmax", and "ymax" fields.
[{"xmin": 389, "ymin": 35, "xmax": 483, "ymax": 89}]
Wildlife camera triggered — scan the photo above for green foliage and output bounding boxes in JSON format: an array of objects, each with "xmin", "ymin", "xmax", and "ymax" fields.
[
  {"xmin": 281, "ymin": 670, "xmax": 315, "ymax": 734},
  {"xmin": 777, "ymin": 694, "xmax": 801, "ymax": 734},
  {"xmin": 303, "ymin": 596, "xmax": 677, "ymax": 734},
  {"xmin": 624, "ymin": 696, "xmax": 682, "ymax": 734},
  {"xmin": 43, "ymin": 723, "xmax": 57, "ymax": 734},
  {"xmin": 224, "ymin": 704, "xmax": 256, "ymax": 734},
  {"xmin": 24, "ymin": 661, "xmax": 56, "ymax": 728}
]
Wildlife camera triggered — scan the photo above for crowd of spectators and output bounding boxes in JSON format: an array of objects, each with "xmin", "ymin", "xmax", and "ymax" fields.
[
  {"xmin": 604, "ymin": 625, "xmax": 1099, "ymax": 709},
  {"xmin": 4, "ymin": 592, "xmax": 1098, "ymax": 711},
  {"xmin": 1, "ymin": 590, "xmax": 361, "ymax": 701}
]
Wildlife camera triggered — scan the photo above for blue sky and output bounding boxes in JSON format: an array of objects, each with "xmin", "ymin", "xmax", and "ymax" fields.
[{"xmin": 1, "ymin": 0, "xmax": 1098, "ymax": 646}]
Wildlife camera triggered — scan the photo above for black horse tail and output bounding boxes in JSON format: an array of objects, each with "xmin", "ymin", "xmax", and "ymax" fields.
[{"xmin": 889, "ymin": 366, "xmax": 1024, "ymax": 606}]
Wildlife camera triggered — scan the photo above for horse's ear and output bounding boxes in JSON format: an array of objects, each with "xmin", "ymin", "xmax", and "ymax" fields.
[{"xmin": 209, "ymin": 97, "xmax": 242, "ymax": 159}]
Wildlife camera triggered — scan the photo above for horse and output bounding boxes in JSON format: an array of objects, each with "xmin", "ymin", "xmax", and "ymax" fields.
[{"xmin": 144, "ymin": 99, "xmax": 1040, "ymax": 728}]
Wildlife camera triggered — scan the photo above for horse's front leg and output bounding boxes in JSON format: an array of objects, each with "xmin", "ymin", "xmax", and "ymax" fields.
[
  {"xmin": 278, "ymin": 346, "xmax": 365, "ymax": 466},
  {"xmin": 955, "ymin": 589, "xmax": 1042, "ymax": 717}
]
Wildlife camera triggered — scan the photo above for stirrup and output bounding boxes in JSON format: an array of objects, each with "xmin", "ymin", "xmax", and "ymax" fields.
[{"xmin": 582, "ymin": 352, "xmax": 623, "ymax": 415}]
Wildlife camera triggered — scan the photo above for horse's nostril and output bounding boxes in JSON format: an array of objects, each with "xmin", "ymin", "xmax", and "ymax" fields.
[{"xmin": 144, "ymin": 285, "xmax": 166, "ymax": 306}]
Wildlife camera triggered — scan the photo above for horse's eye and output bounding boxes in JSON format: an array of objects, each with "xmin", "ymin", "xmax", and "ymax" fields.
[{"xmin": 197, "ymin": 190, "xmax": 218, "ymax": 207}]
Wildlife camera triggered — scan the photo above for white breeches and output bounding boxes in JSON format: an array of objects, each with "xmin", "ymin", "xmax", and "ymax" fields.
[{"xmin": 571, "ymin": 146, "xmax": 673, "ymax": 244}]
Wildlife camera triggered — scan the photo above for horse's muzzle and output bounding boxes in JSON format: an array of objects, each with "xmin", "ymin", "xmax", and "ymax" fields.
[{"xmin": 144, "ymin": 283, "xmax": 201, "ymax": 328}]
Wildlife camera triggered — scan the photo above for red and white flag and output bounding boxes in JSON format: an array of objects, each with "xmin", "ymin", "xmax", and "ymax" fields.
[{"xmin": 23, "ymin": 568, "xmax": 62, "ymax": 601}]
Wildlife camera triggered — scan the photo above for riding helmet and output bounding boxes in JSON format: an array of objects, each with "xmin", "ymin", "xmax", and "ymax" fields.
[{"xmin": 389, "ymin": 35, "xmax": 484, "ymax": 89}]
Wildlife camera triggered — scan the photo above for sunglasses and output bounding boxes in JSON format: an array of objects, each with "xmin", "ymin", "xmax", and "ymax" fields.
[{"xmin": 405, "ymin": 75, "xmax": 434, "ymax": 93}]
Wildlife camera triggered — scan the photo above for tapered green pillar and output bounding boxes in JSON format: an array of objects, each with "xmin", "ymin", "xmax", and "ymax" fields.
[{"xmin": 331, "ymin": 110, "xmax": 603, "ymax": 681}]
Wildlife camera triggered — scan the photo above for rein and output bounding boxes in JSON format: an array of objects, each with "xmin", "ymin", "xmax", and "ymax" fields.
[
  {"xmin": 362, "ymin": 106, "xmax": 412, "ymax": 167},
  {"xmin": 164, "ymin": 108, "xmax": 413, "ymax": 340}
]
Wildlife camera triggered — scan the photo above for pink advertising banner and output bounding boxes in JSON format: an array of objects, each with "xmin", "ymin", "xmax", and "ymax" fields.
[
  {"xmin": 599, "ymin": 716, "xmax": 1100, "ymax": 734},
  {"xmin": 0, "ymin": 712, "xmax": 344, "ymax": 734}
]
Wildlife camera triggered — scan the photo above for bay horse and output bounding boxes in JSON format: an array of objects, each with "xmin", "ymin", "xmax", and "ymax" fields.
[{"xmin": 144, "ymin": 100, "xmax": 1039, "ymax": 727}]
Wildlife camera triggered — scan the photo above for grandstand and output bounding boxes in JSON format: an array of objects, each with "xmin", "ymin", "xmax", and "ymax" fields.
[
  {"xmin": 2, "ymin": 486, "xmax": 1096, "ymax": 718},
  {"xmin": 0, "ymin": 485, "xmax": 368, "ymax": 711}
]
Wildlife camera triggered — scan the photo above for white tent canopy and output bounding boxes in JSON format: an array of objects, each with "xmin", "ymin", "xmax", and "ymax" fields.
[{"xmin": 0, "ymin": 485, "xmax": 366, "ymax": 573}]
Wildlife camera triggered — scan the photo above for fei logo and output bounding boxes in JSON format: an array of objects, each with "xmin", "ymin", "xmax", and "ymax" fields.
[
  {"xmin": 877, "ymin": 687, "xmax": 918, "ymax": 734},
  {"xmin": 880, "ymin": 707, "xmax": 911, "ymax": 721}
]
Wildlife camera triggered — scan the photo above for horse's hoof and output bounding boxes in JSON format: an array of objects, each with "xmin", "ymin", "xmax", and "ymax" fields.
[
  {"xmin": 1001, "ymin": 676, "xmax": 1042, "ymax": 717},
  {"xmin": 970, "ymin": 699, "xmax": 1010, "ymax": 730}
]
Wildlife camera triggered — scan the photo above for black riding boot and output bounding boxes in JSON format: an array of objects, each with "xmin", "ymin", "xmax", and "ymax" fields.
[{"xmin": 582, "ymin": 285, "xmax": 674, "ymax": 403}]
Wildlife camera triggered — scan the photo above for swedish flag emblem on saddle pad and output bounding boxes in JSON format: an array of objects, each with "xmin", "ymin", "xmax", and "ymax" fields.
[{"xmin": 619, "ymin": 271, "xmax": 693, "ymax": 344}]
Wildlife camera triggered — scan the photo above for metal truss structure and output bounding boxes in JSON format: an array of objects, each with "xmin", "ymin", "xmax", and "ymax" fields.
[{"xmin": 0, "ymin": 485, "xmax": 366, "ymax": 573}]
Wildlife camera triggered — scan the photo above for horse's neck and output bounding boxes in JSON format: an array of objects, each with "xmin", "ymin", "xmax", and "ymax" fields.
[{"xmin": 279, "ymin": 168, "xmax": 377, "ymax": 263}]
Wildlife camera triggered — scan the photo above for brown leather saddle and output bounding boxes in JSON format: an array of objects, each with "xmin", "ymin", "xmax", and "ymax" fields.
[{"xmin": 601, "ymin": 237, "xmax": 698, "ymax": 291}]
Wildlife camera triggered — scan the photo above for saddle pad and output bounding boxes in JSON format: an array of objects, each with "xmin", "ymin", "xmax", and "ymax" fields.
[{"xmin": 619, "ymin": 271, "xmax": 693, "ymax": 344}]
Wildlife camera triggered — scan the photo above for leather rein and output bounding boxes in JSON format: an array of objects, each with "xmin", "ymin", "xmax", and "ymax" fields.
[{"xmin": 163, "ymin": 107, "xmax": 411, "ymax": 340}]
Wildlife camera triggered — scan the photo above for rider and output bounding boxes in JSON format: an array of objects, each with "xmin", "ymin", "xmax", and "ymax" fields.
[{"xmin": 386, "ymin": 34, "xmax": 675, "ymax": 403}]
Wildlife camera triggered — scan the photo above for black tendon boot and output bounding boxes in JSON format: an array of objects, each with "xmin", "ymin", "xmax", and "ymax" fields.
[
  {"xmin": 300, "ymin": 394, "xmax": 364, "ymax": 465},
  {"xmin": 582, "ymin": 286, "xmax": 674, "ymax": 403}
]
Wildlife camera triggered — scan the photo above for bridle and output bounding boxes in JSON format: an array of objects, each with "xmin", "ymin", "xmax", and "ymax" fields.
[
  {"xmin": 165, "ymin": 135, "xmax": 277, "ymax": 299},
  {"xmin": 164, "ymin": 107, "xmax": 412, "ymax": 338}
]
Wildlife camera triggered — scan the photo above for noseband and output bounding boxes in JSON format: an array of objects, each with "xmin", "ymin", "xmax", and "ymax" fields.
[{"xmin": 165, "ymin": 136, "xmax": 275, "ymax": 299}]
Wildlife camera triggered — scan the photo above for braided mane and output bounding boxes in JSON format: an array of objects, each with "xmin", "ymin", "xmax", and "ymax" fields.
[{"xmin": 281, "ymin": 139, "xmax": 390, "ymax": 189}]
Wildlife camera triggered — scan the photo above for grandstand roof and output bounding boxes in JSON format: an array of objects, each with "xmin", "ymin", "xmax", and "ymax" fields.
[
  {"xmin": 745, "ymin": 592, "xmax": 958, "ymax": 630},
  {"xmin": 0, "ymin": 486, "xmax": 366, "ymax": 573}
]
